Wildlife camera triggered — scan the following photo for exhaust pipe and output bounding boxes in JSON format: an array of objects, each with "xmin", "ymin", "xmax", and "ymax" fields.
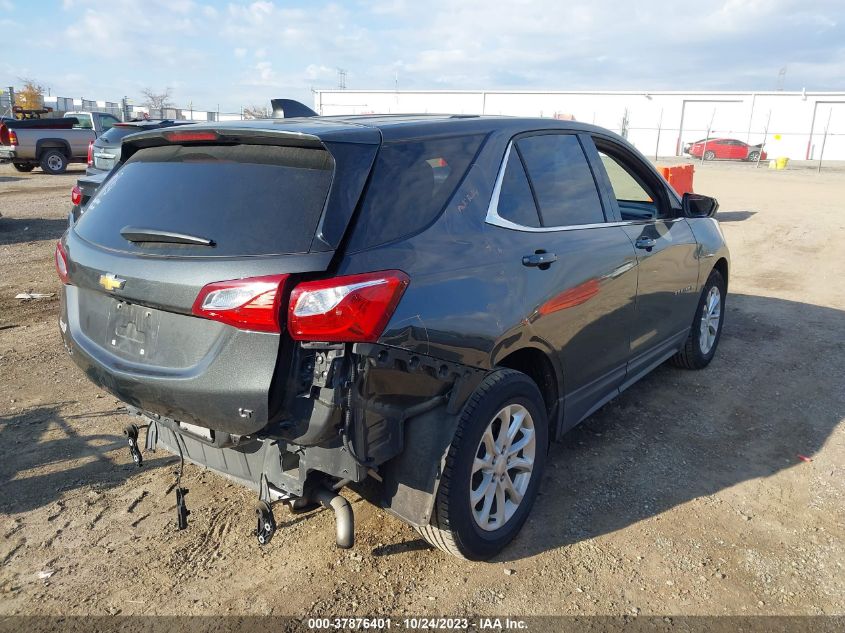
[{"xmin": 315, "ymin": 487, "xmax": 354, "ymax": 549}]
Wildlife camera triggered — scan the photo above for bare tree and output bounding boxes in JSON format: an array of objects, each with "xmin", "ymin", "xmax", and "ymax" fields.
[
  {"xmin": 140, "ymin": 87, "xmax": 174, "ymax": 111},
  {"xmin": 242, "ymin": 104, "xmax": 272, "ymax": 119}
]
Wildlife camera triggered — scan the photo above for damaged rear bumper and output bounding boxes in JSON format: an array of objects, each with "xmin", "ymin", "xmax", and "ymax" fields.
[{"xmin": 131, "ymin": 342, "xmax": 487, "ymax": 528}]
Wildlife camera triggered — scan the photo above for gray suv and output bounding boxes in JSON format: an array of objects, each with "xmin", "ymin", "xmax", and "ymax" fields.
[{"xmin": 58, "ymin": 115, "xmax": 729, "ymax": 560}]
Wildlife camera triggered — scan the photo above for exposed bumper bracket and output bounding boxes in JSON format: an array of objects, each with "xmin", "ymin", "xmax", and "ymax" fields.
[{"xmin": 122, "ymin": 423, "xmax": 143, "ymax": 467}]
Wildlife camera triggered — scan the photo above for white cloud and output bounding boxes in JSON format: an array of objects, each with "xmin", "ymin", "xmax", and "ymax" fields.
[
  {"xmin": 305, "ymin": 64, "xmax": 335, "ymax": 80},
  {"xmin": 7, "ymin": 0, "xmax": 845, "ymax": 112},
  {"xmin": 255, "ymin": 61, "xmax": 276, "ymax": 83}
]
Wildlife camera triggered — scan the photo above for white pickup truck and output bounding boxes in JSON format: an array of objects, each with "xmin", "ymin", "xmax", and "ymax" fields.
[{"xmin": 0, "ymin": 111, "xmax": 121, "ymax": 174}]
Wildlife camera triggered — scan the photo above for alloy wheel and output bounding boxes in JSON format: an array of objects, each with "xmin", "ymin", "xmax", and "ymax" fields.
[
  {"xmin": 699, "ymin": 286, "xmax": 722, "ymax": 354},
  {"xmin": 470, "ymin": 403, "xmax": 536, "ymax": 531}
]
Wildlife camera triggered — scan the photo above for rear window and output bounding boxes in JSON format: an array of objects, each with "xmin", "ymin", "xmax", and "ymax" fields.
[
  {"xmin": 74, "ymin": 143, "xmax": 333, "ymax": 257},
  {"xmin": 347, "ymin": 134, "xmax": 485, "ymax": 251},
  {"xmin": 97, "ymin": 125, "xmax": 142, "ymax": 145}
]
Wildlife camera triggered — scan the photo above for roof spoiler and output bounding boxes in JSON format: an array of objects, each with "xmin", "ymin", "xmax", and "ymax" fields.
[{"xmin": 270, "ymin": 99, "xmax": 318, "ymax": 119}]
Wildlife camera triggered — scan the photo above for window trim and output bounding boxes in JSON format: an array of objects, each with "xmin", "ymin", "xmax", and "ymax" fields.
[{"xmin": 486, "ymin": 135, "xmax": 611, "ymax": 233}]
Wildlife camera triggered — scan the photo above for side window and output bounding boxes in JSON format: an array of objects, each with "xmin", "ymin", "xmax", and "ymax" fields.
[
  {"xmin": 595, "ymin": 143, "xmax": 668, "ymax": 221},
  {"xmin": 72, "ymin": 114, "xmax": 93, "ymax": 129},
  {"xmin": 599, "ymin": 152, "xmax": 653, "ymax": 203},
  {"xmin": 99, "ymin": 115, "xmax": 120, "ymax": 131},
  {"xmin": 496, "ymin": 149, "xmax": 541, "ymax": 227},
  {"xmin": 516, "ymin": 134, "xmax": 605, "ymax": 227},
  {"xmin": 348, "ymin": 134, "xmax": 485, "ymax": 251}
]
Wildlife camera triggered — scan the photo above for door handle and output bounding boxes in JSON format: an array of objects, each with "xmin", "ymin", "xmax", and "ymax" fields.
[
  {"xmin": 522, "ymin": 252, "xmax": 558, "ymax": 267},
  {"xmin": 635, "ymin": 237, "xmax": 657, "ymax": 251}
]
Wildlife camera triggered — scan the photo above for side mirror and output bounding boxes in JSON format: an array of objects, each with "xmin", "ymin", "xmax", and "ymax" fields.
[{"xmin": 682, "ymin": 192, "xmax": 719, "ymax": 218}]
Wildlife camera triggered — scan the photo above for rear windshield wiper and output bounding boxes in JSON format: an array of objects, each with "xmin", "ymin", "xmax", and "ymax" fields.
[{"xmin": 120, "ymin": 227, "xmax": 216, "ymax": 247}]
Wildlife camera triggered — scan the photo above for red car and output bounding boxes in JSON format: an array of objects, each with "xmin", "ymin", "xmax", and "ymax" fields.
[{"xmin": 685, "ymin": 138, "xmax": 766, "ymax": 161}]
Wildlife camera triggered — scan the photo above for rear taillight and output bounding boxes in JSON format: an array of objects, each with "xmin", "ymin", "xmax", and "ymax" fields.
[
  {"xmin": 71, "ymin": 185, "xmax": 82, "ymax": 206},
  {"xmin": 87, "ymin": 141, "xmax": 93, "ymax": 167},
  {"xmin": 191, "ymin": 274, "xmax": 289, "ymax": 333},
  {"xmin": 288, "ymin": 270, "xmax": 409, "ymax": 343},
  {"xmin": 55, "ymin": 241, "xmax": 70, "ymax": 284},
  {"xmin": 0, "ymin": 125, "xmax": 8, "ymax": 145},
  {"xmin": 8, "ymin": 130, "xmax": 18, "ymax": 146}
]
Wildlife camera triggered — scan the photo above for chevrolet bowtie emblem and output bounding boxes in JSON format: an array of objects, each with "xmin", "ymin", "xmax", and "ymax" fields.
[{"xmin": 99, "ymin": 273, "xmax": 126, "ymax": 292}]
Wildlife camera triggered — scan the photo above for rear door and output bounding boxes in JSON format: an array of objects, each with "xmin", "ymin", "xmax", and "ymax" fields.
[
  {"xmin": 62, "ymin": 130, "xmax": 379, "ymax": 434},
  {"xmin": 487, "ymin": 131, "xmax": 638, "ymax": 428},
  {"xmin": 588, "ymin": 135, "xmax": 700, "ymax": 382}
]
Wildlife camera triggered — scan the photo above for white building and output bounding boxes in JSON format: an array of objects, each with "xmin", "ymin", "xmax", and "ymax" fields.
[{"xmin": 314, "ymin": 90, "xmax": 845, "ymax": 161}]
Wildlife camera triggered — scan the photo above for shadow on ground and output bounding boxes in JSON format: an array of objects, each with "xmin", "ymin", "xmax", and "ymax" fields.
[
  {"xmin": 0, "ymin": 217, "xmax": 68, "ymax": 245},
  {"xmin": 717, "ymin": 210, "xmax": 757, "ymax": 222},
  {"xmin": 0, "ymin": 403, "xmax": 171, "ymax": 514},
  {"xmin": 491, "ymin": 293, "xmax": 845, "ymax": 561}
]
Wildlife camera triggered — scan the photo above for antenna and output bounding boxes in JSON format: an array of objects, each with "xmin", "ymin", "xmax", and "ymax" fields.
[{"xmin": 337, "ymin": 68, "xmax": 347, "ymax": 90}]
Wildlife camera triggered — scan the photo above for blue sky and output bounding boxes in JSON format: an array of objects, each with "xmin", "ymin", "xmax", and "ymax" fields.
[{"xmin": 2, "ymin": 0, "xmax": 843, "ymax": 113}]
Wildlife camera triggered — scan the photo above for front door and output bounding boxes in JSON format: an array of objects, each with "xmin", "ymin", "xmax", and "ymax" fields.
[{"xmin": 587, "ymin": 136, "xmax": 701, "ymax": 382}]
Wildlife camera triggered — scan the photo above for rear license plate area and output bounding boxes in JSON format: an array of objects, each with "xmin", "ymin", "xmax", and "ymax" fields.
[{"xmin": 106, "ymin": 301, "xmax": 161, "ymax": 361}]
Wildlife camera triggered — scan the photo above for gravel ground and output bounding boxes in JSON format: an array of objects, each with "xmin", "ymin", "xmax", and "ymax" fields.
[{"xmin": 0, "ymin": 160, "xmax": 843, "ymax": 619}]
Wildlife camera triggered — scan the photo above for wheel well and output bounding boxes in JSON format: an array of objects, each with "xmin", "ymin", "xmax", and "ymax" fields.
[
  {"xmin": 36, "ymin": 140, "xmax": 70, "ymax": 160},
  {"xmin": 496, "ymin": 347, "xmax": 559, "ymax": 423},
  {"xmin": 713, "ymin": 257, "xmax": 729, "ymax": 291}
]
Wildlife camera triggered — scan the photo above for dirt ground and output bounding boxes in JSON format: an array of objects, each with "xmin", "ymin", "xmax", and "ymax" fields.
[{"xmin": 0, "ymin": 159, "xmax": 843, "ymax": 619}]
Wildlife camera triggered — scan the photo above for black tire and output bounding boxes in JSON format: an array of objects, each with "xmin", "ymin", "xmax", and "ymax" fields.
[
  {"xmin": 417, "ymin": 368, "xmax": 549, "ymax": 560},
  {"xmin": 671, "ymin": 268, "xmax": 726, "ymax": 369},
  {"xmin": 12, "ymin": 162, "xmax": 35, "ymax": 173},
  {"xmin": 747, "ymin": 151, "xmax": 760, "ymax": 162},
  {"xmin": 703, "ymin": 150, "xmax": 716, "ymax": 161},
  {"xmin": 39, "ymin": 149, "xmax": 68, "ymax": 175}
]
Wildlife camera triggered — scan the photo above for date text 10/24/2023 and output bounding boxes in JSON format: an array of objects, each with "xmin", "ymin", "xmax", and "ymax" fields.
[{"xmin": 305, "ymin": 617, "xmax": 529, "ymax": 630}]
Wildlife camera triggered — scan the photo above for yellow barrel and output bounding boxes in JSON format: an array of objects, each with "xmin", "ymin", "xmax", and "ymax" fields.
[{"xmin": 775, "ymin": 156, "xmax": 789, "ymax": 170}]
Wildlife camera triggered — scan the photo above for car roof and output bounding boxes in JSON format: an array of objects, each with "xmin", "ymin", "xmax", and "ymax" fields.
[{"xmin": 132, "ymin": 113, "xmax": 618, "ymax": 144}]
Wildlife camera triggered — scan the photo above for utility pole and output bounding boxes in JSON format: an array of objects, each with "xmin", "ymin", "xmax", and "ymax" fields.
[
  {"xmin": 654, "ymin": 108, "xmax": 663, "ymax": 160},
  {"xmin": 337, "ymin": 68, "xmax": 347, "ymax": 90},
  {"xmin": 776, "ymin": 66, "xmax": 787, "ymax": 91},
  {"xmin": 818, "ymin": 108, "xmax": 833, "ymax": 173}
]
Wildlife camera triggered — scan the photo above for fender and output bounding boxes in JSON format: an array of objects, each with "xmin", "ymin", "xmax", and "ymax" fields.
[{"xmin": 35, "ymin": 137, "xmax": 72, "ymax": 161}]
